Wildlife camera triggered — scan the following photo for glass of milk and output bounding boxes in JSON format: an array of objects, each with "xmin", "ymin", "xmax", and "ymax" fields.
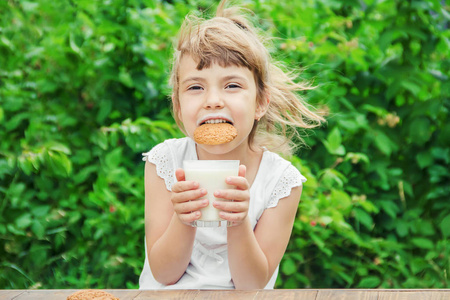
[{"xmin": 183, "ymin": 160, "xmax": 240, "ymax": 227}]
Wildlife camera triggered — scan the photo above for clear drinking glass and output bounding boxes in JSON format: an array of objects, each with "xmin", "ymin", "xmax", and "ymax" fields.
[{"xmin": 183, "ymin": 160, "xmax": 240, "ymax": 227}]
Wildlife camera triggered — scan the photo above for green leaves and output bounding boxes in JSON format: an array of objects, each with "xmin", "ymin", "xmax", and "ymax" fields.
[
  {"xmin": 47, "ymin": 150, "xmax": 72, "ymax": 177},
  {"xmin": 1, "ymin": 0, "xmax": 449, "ymax": 291},
  {"xmin": 12, "ymin": 142, "xmax": 73, "ymax": 177},
  {"xmin": 357, "ymin": 276, "xmax": 381, "ymax": 288},
  {"xmin": 411, "ymin": 238, "xmax": 434, "ymax": 250},
  {"xmin": 409, "ymin": 117, "xmax": 433, "ymax": 145},
  {"xmin": 373, "ymin": 130, "xmax": 397, "ymax": 157},
  {"xmin": 353, "ymin": 208, "xmax": 373, "ymax": 230},
  {"xmin": 275, "ymin": 0, "xmax": 449, "ymax": 290},
  {"xmin": 323, "ymin": 127, "xmax": 346, "ymax": 156},
  {"xmin": 440, "ymin": 215, "xmax": 450, "ymax": 238},
  {"xmin": 0, "ymin": 0, "xmax": 183, "ymax": 289},
  {"xmin": 281, "ymin": 258, "xmax": 297, "ymax": 276}
]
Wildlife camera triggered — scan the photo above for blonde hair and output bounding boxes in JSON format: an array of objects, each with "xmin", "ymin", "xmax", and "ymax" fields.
[{"xmin": 170, "ymin": 0, "xmax": 324, "ymax": 156}]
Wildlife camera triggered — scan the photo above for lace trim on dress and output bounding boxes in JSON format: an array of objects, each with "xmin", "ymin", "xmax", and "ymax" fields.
[
  {"xmin": 142, "ymin": 145, "xmax": 174, "ymax": 191},
  {"xmin": 267, "ymin": 165, "xmax": 302, "ymax": 208}
]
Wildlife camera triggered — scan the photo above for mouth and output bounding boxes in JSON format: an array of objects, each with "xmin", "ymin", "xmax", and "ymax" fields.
[
  {"xmin": 193, "ymin": 120, "xmax": 238, "ymax": 145},
  {"xmin": 200, "ymin": 119, "xmax": 233, "ymax": 126},
  {"xmin": 197, "ymin": 114, "xmax": 234, "ymax": 126}
]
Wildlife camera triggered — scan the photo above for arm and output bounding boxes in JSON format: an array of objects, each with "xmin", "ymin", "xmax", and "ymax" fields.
[
  {"xmin": 144, "ymin": 161, "xmax": 208, "ymax": 285},
  {"xmin": 229, "ymin": 186, "xmax": 302, "ymax": 289},
  {"xmin": 214, "ymin": 166, "xmax": 302, "ymax": 289}
]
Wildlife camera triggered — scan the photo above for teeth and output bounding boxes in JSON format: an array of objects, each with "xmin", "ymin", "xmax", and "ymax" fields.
[{"xmin": 204, "ymin": 119, "xmax": 228, "ymax": 124}]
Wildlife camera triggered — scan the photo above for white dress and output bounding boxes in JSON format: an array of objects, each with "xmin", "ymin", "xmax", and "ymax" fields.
[{"xmin": 139, "ymin": 137, "xmax": 306, "ymax": 290}]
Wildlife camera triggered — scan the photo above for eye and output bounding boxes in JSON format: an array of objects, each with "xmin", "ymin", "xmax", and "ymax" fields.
[
  {"xmin": 225, "ymin": 83, "xmax": 241, "ymax": 89},
  {"xmin": 187, "ymin": 85, "xmax": 203, "ymax": 91}
]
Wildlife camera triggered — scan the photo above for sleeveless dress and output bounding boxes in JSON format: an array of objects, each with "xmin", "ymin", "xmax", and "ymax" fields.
[{"xmin": 139, "ymin": 137, "xmax": 306, "ymax": 289}]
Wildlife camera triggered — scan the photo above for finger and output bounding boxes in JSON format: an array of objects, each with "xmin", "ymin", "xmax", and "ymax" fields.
[
  {"xmin": 238, "ymin": 164, "xmax": 246, "ymax": 178},
  {"xmin": 175, "ymin": 168, "xmax": 185, "ymax": 182},
  {"xmin": 172, "ymin": 188, "xmax": 207, "ymax": 204},
  {"xmin": 225, "ymin": 175, "xmax": 249, "ymax": 191},
  {"xmin": 218, "ymin": 211, "xmax": 247, "ymax": 224},
  {"xmin": 213, "ymin": 198, "xmax": 248, "ymax": 213},
  {"xmin": 214, "ymin": 189, "xmax": 249, "ymax": 202},
  {"xmin": 173, "ymin": 198, "xmax": 209, "ymax": 214},
  {"xmin": 172, "ymin": 180, "xmax": 200, "ymax": 193},
  {"xmin": 178, "ymin": 211, "xmax": 202, "ymax": 225}
]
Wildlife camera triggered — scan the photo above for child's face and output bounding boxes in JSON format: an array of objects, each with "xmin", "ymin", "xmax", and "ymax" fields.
[{"xmin": 176, "ymin": 55, "xmax": 265, "ymax": 154}]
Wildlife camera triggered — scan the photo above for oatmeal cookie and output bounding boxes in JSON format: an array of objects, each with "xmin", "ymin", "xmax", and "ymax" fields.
[
  {"xmin": 67, "ymin": 290, "xmax": 119, "ymax": 300},
  {"xmin": 193, "ymin": 123, "xmax": 237, "ymax": 145}
]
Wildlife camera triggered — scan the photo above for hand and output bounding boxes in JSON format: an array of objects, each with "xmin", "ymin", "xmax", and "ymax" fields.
[
  {"xmin": 171, "ymin": 168, "xmax": 209, "ymax": 226},
  {"xmin": 213, "ymin": 165, "xmax": 250, "ymax": 226}
]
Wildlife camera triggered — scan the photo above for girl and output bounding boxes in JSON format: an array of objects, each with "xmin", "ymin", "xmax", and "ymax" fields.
[{"xmin": 139, "ymin": 0, "xmax": 324, "ymax": 290}]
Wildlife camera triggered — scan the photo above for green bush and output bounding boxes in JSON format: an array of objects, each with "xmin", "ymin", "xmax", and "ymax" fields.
[
  {"xmin": 0, "ymin": 0, "xmax": 448, "ymax": 289},
  {"xmin": 271, "ymin": 0, "xmax": 449, "ymax": 288}
]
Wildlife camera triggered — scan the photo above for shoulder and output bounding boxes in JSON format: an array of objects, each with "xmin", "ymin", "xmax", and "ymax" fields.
[
  {"xmin": 142, "ymin": 137, "xmax": 193, "ymax": 162},
  {"xmin": 259, "ymin": 150, "xmax": 306, "ymax": 208},
  {"xmin": 260, "ymin": 150, "xmax": 306, "ymax": 182},
  {"xmin": 142, "ymin": 137, "xmax": 195, "ymax": 191}
]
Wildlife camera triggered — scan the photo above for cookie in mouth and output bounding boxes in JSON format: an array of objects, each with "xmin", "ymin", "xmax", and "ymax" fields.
[{"xmin": 194, "ymin": 122, "xmax": 237, "ymax": 145}]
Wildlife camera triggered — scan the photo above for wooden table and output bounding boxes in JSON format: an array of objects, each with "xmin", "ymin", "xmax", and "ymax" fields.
[{"xmin": 0, "ymin": 289, "xmax": 448, "ymax": 300}]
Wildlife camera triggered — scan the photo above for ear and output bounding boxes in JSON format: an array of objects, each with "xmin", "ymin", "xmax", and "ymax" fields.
[{"xmin": 255, "ymin": 92, "xmax": 270, "ymax": 121}]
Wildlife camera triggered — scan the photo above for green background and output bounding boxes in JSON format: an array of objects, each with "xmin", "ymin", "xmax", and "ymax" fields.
[{"xmin": 1, "ymin": 0, "xmax": 449, "ymax": 289}]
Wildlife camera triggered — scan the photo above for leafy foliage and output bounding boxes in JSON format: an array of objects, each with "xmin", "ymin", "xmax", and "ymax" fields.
[{"xmin": 1, "ymin": 0, "xmax": 449, "ymax": 289}]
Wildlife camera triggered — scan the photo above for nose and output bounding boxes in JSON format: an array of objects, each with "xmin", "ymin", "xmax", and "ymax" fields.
[{"xmin": 204, "ymin": 90, "xmax": 224, "ymax": 109}]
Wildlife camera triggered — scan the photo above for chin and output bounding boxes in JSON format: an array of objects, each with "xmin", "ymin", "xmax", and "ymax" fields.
[
  {"xmin": 198, "ymin": 143, "xmax": 232, "ymax": 155},
  {"xmin": 196, "ymin": 140, "xmax": 245, "ymax": 158}
]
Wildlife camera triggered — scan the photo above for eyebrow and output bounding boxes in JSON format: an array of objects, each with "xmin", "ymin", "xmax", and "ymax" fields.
[
  {"xmin": 180, "ymin": 77, "xmax": 206, "ymax": 86},
  {"xmin": 222, "ymin": 75, "xmax": 249, "ymax": 83},
  {"xmin": 180, "ymin": 75, "xmax": 249, "ymax": 86}
]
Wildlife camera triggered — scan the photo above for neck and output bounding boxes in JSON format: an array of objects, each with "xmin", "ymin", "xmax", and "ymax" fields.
[{"xmin": 195, "ymin": 142, "xmax": 261, "ymax": 167}]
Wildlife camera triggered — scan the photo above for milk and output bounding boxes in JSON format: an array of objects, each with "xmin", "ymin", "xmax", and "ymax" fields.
[{"xmin": 183, "ymin": 160, "xmax": 239, "ymax": 227}]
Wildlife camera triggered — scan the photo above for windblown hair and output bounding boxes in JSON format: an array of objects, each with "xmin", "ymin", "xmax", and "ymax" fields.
[{"xmin": 170, "ymin": 0, "xmax": 324, "ymax": 156}]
